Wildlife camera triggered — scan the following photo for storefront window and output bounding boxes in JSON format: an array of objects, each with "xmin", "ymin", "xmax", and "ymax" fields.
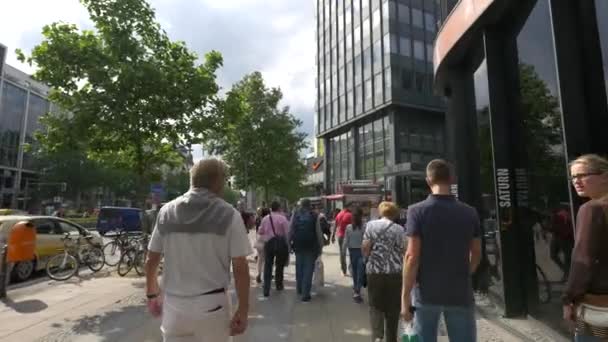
[
  {"xmin": 595, "ymin": 0, "xmax": 608, "ymax": 103},
  {"xmin": 517, "ymin": 0, "xmax": 571, "ymax": 320},
  {"xmin": 23, "ymin": 94, "xmax": 49, "ymax": 170}
]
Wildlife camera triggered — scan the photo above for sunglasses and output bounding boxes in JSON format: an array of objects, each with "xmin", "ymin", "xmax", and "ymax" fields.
[{"xmin": 569, "ymin": 172, "xmax": 603, "ymax": 182}]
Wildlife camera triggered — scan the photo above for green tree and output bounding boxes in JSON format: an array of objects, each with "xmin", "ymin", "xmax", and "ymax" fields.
[
  {"xmin": 17, "ymin": 0, "xmax": 224, "ymax": 206},
  {"xmin": 209, "ymin": 72, "xmax": 308, "ymax": 202}
]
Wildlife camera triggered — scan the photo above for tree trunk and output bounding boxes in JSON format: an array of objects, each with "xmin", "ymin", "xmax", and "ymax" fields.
[{"xmin": 75, "ymin": 190, "xmax": 82, "ymax": 211}]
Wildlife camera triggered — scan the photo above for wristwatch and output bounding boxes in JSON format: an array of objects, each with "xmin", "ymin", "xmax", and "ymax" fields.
[{"xmin": 146, "ymin": 293, "xmax": 159, "ymax": 299}]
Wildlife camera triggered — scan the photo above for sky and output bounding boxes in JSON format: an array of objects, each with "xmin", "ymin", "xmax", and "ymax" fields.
[{"xmin": 0, "ymin": 0, "xmax": 317, "ymax": 161}]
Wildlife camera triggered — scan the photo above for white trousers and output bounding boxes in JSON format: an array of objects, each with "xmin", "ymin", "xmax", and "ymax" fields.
[{"xmin": 161, "ymin": 292, "xmax": 232, "ymax": 342}]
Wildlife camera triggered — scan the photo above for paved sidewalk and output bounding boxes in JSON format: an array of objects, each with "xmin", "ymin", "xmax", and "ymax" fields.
[{"xmin": 0, "ymin": 242, "xmax": 570, "ymax": 341}]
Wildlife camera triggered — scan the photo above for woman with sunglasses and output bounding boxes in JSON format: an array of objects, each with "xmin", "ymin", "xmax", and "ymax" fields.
[{"xmin": 563, "ymin": 154, "xmax": 608, "ymax": 341}]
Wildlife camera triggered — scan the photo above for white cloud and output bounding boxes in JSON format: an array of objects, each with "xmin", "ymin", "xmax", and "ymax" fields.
[{"xmin": 1, "ymin": 0, "xmax": 316, "ymax": 136}]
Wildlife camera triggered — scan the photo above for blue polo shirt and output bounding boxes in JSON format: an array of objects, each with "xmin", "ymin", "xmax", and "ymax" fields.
[{"xmin": 406, "ymin": 195, "xmax": 480, "ymax": 307}]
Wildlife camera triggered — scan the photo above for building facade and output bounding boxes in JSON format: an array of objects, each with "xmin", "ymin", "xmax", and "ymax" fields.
[
  {"xmin": 0, "ymin": 48, "xmax": 52, "ymax": 209},
  {"xmin": 436, "ymin": 0, "xmax": 608, "ymax": 335},
  {"xmin": 316, "ymin": 0, "xmax": 446, "ymax": 208}
]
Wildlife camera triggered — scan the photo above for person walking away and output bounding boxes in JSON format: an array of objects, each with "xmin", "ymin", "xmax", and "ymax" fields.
[
  {"xmin": 145, "ymin": 159, "xmax": 253, "ymax": 342},
  {"xmin": 401, "ymin": 159, "xmax": 482, "ymax": 342},
  {"xmin": 549, "ymin": 204, "xmax": 575, "ymax": 282},
  {"xmin": 254, "ymin": 207, "xmax": 271, "ymax": 284},
  {"xmin": 343, "ymin": 207, "xmax": 366, "ymax": 303},
  {"xmin": 563, "ymin": 154, "xmax": 608, "ymax": 341},
  {"xmin": 316, "ymin": 209, "xmax": 332, "ymax": 246},
  {"xmin": 258, "ymin": 201, "xmax": 290, "ymax": 297},
  {"xmin": 362, "ymin": 202, "xmax": 406, "ymax": 342},
  {"xmin": 289, "ymin": 198, "xmax": 324, "ymax": 302},
  {"xmin": 332, "ymin": 205, "xmax": 352, "ymax": 276}
]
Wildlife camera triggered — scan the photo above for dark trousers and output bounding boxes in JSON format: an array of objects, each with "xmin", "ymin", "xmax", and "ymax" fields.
[
  {"xmin": 338, "ymin": 236, "xmax": 347, "ymax": 274},
  {"xmin": 295, "ymin": 251, "xmax": 316, "ymax": 299},
  {"xmin": 367, "ymin": 273, "xmax": 402, "ymax": 342},
  {"xmin": 263, "ymin": 242, "xmax": 286, "ymax": 295},
  {"xmin": 348, "ymin": 248, "xmax": 365, "ymax": 293}
]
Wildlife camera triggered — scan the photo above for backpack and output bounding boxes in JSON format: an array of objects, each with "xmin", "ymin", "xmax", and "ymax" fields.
[
  {"xmin": 291, "ymin": 211, "xmax": 318, "ymax": 252},
  {"xmin": 320, "ymin": 216, "xmax": 331, "ymax": 245}
]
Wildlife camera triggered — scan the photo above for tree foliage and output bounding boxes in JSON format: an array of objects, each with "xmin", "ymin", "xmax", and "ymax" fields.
[
  {"xmin": 479, "ymin": 63, "xmax": 567, "ymax": 209},
  {"xmin": 17, "ymin": 0, "xmax": 225, "ymax": 206},
  {"xmin": 209, "ymin": 72, "xmax": 308, "ymax": 202}
]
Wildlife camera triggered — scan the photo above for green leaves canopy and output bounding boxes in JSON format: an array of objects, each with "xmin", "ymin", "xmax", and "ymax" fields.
[
  {"xmin": 209, "ymin": 72, "xmax": 308, "ymax": 202},
  {"xmin": 18, "ymin": 0, "xmax": 224, "ymax": 204}
]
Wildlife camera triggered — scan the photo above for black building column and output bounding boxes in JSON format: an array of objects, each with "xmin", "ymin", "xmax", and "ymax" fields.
[
  {"xmin": 444, "ymin": 68, "xmax": 485, "ymax": 291},
  {"xmin": 444, "ymin": 69, "xmax": 482, "ymax": 211},
  {"xmin": 484, "ymin": 28, "xmax": 538, "ymax": 317}
]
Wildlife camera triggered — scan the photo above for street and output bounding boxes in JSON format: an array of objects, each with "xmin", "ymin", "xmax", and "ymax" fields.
[{"xmin": 0, "ymin": 243, "xmax": 568, "ymax": 342}]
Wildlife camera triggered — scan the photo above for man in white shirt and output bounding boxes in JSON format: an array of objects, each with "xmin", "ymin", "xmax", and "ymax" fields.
[{"xmin": 145, "ymin": 158, "xmax": 253, "ymax": 342}]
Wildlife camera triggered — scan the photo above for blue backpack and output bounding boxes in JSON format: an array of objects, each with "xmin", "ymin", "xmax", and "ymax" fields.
[{"xmin": 291, "ymin": 211, "xmax": 318, "ymax": 252}]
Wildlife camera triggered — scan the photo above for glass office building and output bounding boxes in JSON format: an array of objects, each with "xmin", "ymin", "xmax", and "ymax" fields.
[
  {"xmin": 316, "ymin": 0, "xmax": 445, "ymax": 207},
  {"xmin": 436, "ymin": 0, "xmax": 608, "ymax": 336},
  {"xmin": 0, "ymin": 57, "xmax": 52, "ymax": 209}
]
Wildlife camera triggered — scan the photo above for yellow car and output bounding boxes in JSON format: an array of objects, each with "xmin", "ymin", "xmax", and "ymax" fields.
[{"xmin": 0, "ymin": 215, "xmax": 104, "ymax": 282}]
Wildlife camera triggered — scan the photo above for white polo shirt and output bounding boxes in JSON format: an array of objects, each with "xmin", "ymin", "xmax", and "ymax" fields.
[{"xmin": 148, "ymin": 191, "xmax": 253, "ymax": 297}]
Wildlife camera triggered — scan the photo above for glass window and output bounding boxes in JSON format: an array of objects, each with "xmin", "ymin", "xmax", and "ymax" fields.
[
  {"xmin": 355, "ymin": 85, "xmax": 363, "ymax": 115},
  {"xmin": 374, "ymin": 73, "xmax": 383, "ymax": 106},
  {"xmin": 373, "ymin": 39, "xmax": 383, "ymax": 72},
  {"xmin": 402, "ymin": 67, "xmax": 413, "ymax": 89},
  {"xmin": 413, "ymin": 40, "xmax": 424, "ymax": 60},
  {"xmin": 354, "ymin": 54, "xmax": 362, "ymax": 85},
  {"xmin": 426, "ymin": 44, "xmax": 434, "ymax": 63},
  {"xmin": 372, "ymin": 8, "xmax": 381, "ymax": 29},
  {"xmin": 357, "ymin": 126, "xmax": 365, "ymax": 177},
  {"xmin": 425, "ymin": 12, "xmax": 436, "ymax": 32},
  {"xmin": 399, "ymin": 37, "xmax": 411, "ymax": 57},
  {"xmin": 363, "ymin": 48, "xmax": 372, "ymax": 76},
  {"xmin": 338, "ymin": 95, "xmax": 345, "ymax": 123},
  {"xmin": 23, "ymin": 94, "xmax": 50, "ymax": 169},
  {"xmin": 346, "ymin": 90, "xmax": 353, "ymax": 119},
  {"xmin": 346, "ymin": 33, "xmax": 353, "ymax": 49},
  {"xmin": 365, "ymin": 78, "xmax": 373, "ymax": 111},
  {"xmin": 415, "ymin": 71, "xmax": 426, "ymax": 92},
  {"xmin": 398, "ymin": 4, "xmax": 410, "ymax": 24},
  {"xmin": 384, "ymin": 67, "xmax": 392, "ymax": 94},
  {"xmin": 346, "ymin": 61, "xmax": 353, "ymax": 89},
  {"xmin": 383, "ymin": 115, "xmax": 392, "ymax": 166},
  {"xmin": 412, "ymin": 8, "xmax": 423, "ymax": 28}
]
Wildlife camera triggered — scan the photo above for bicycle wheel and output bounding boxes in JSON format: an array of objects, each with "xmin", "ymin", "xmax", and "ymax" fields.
[
  {"xmin": 536, "ymin": 265, "xmax": 552, "ymax": 304},
  {"xmin": 117, "ymin": 249, "xmax": 135, "ymax": 277},
  {"xmin": 134, "ymin": 250, "xmax": 146, "ymax": 276},
  {"xmin": 84, "ymin": 247, "xmax": 105, "ymax": 273},
  {"xmin": 103, "ymin": 241, "xmax": 122, "ymax": 266},
  {"xmin": 46, "ymin": 254, "xmax": 78, "ymax": 281}
]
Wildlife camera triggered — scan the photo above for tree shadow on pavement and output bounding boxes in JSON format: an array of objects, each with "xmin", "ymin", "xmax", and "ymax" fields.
[
  {"xmin": 57, "ymin": 295, "xmax": 151, "ymax": 342},
  {"xmin": 1, "ymin": 297, "xmax": 48, "ymax": 314}
]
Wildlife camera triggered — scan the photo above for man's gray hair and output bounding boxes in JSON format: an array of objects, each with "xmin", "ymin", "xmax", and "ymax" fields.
[{"xmin": 190, "ymin": 158, "xmax": 226, "ymax": 189}]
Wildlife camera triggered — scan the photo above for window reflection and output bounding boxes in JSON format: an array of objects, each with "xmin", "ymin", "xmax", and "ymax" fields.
[{"xmin": 0, "ymin": 83, "xmax": 26, "ymax": 168}]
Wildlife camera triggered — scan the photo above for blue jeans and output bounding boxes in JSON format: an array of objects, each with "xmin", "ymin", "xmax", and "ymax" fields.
[
  {"xmin": 348, "ymin": 248, "xmax": 364, "ymax": 293},
  {"xmin": 295, "ymin": 251, "xmax": 316, "ymax": 299},
  {"xmin": 414, "ymin": 304, "xmax": 476, "ymax": 342},
  {"xmin": 575, "ymin": 334, "xmax": 603, "ymax": 342}
]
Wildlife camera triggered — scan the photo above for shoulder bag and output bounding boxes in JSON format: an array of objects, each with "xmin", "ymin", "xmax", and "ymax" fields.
[{"xmin": 266, "ymin": 214, "xmax": 289, "ymax": 266}]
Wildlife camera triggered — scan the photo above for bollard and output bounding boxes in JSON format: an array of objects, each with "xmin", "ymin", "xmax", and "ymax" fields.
[{"xmin": 0, "ymin": 241, "xmax": 8, "ymax": 299}]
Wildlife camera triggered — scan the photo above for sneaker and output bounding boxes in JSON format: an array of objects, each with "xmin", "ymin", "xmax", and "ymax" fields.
[
  {"xmin": 276, "ymin": 284, "xmax": 284, "ymax": 291},
  {"xmin": 353, "ymin": 295, "xmax": 363, "ymax": 304},
  {"xmin": 263, "ymin": 292, "xmax": 270, "ymax": 298},
  {"xmin": 301, "ymin": 296, "xmax": 311, "ymax": 302}
]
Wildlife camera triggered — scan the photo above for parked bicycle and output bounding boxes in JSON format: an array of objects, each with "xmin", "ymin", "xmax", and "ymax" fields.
[
  {"xmin": 46, "ymin": 233, "xmax": 105, "ymax": 281},
  {"xmin": 102, "ymin": 230, "xmax": 139, "ymax": 266},
  {"xmin": 117, "ymin": 233, "xmax": 149, "ymax": 277}
]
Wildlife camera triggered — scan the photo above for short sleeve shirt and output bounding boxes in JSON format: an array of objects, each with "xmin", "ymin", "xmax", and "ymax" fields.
[
  {"xmin": 149, "ymin": 200, "xmax": 253, "ymax": 297},
  {"xmin": 406, "ymin": 195, "xmax": 480, "ymax": 307},
  {"xmin": 364, "ymin": 218, "xmax": 406, "ymax": 274}
]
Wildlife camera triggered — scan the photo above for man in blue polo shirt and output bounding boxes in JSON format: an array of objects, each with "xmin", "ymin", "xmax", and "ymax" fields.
[{"xmin": 401, "ymin": 159, "xmax": 482, "ymax": 342}]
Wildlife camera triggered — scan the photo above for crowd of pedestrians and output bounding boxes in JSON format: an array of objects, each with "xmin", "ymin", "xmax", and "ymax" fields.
[{"xmin": 141, "ymin": 154, "xmax": 608, "ymax": 342}]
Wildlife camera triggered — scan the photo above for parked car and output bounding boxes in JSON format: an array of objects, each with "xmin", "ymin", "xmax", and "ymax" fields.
[
  {"xmin": 0, "ymin": 216, "xmax": 104, "ymax": 282},
  {"xmin": 96, "ymin": 207, "xmax": 143, "ymax": 236}
]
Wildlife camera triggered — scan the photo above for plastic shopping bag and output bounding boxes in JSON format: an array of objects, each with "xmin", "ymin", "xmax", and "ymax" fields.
[
  {"xmin": 402, "ymin": 321, "xmax": 419, "ymax": 342},
  {"xmin": 313, "ymin": 258, "xmax": 324, "ymax": 288}
]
